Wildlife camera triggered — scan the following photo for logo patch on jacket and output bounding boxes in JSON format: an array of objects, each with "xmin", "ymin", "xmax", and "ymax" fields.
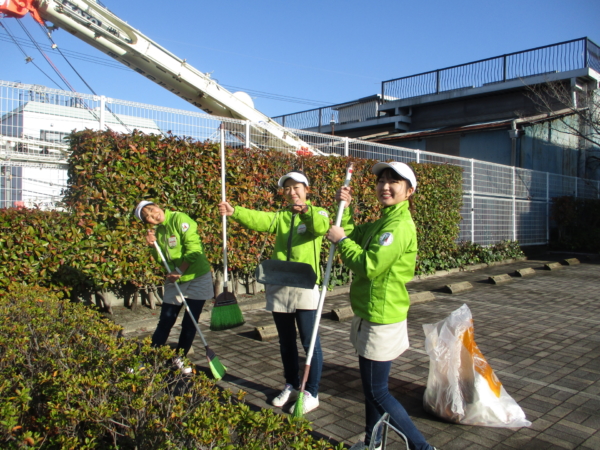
[
  {"xmin": 379, "ymin": 232, "xmax": 394, "ymax": 246},
  {"xmin": 318, "ymin": 210, "xmax": 329, "ymax": 217},
  {"xmin": 297, "ymin": 223, "xmax": 307, "ymax": 234},
  {"xmin": 181, "ymin": 223, "xmax": 190, "ymax": 233},
  {"xmin": 168, "ymin": 235, "xmax": 177, "ymax": 247}
]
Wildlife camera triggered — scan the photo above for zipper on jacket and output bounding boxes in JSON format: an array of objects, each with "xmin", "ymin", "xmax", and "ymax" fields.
[{"xmin": 286, "ymin": 213, "xmax": 296, "ymax": 261}]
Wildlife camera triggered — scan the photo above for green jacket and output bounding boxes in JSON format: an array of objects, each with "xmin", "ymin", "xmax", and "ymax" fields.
[
  {"xmin": 151, "ymin": 210, "xmax": 211, "ymax": 282},
  {"xmin": 231, "ymin": 201, "xmax": 330, "ymax": 284},
  {"xmin": 338, "ymin": 201, "xmax": 417, "ymax": 324}
]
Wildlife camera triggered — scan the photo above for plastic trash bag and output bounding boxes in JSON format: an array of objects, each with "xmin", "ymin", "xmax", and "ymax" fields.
[{"xmin": 422, "ymin": 304, "xmax": 531, "ymax": 428}]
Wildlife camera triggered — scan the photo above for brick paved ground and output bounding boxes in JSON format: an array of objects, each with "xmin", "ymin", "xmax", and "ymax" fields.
[{"xmin": 121, "ymin": 256, "xmax": 600, "ymax": 450}]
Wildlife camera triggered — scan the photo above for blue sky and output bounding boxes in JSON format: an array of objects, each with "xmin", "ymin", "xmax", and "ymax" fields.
[{"xmin": 2, "ymin": 0, "xmax": 599, "ymax": 118}]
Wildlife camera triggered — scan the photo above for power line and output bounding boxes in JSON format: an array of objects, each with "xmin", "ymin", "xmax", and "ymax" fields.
[
  {"xmin": 0, "ymin": 22, "xmax": 65, "ymax": 89},
  {"xmin": 21, "ymin": 188, "xmax": 62, "ymax": 197},
  {"xmin": 1, "ymin": 27, "xmax": 334, "ymax": 107},
  {"xmin": 21, "ymin": 177, "xmax": 67, "ymax": 187},
  {"xmin": 16, "ymin": 20, "xmax": 76, "ymax": 92},
  {"xmin": 37, "ymin": 22, "xmax": 133, "ymax": 133},
  {"xmin": 0, "ymin": 33, "xmax": 127, "ymax": 70}
]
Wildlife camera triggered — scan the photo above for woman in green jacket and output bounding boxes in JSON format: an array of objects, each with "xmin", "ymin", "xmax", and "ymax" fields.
[
  {"xmin": 218, "ymin": 171, "xmax": 328, "ymax": 415},
  {"xmin": 326, "ymin": 162, "xmax": 436, "ymax": 450},
  {"xmin": 134, "ymin": 201, "xmax": 214, "ymax": 373}
]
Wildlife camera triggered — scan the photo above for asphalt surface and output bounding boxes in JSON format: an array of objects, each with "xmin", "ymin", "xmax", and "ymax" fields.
[{"xmin": 118, "ymin": 253, "xmax": 600, "ymax": 450}]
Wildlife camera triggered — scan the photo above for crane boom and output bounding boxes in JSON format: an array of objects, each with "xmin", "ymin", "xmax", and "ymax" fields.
[{"xmin": 1, "ymin": 0, "xmax": 320, "ymax": 154}]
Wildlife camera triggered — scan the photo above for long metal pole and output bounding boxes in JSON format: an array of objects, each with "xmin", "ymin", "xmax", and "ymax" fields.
[
  {"xmin": 298, "ymin": 163, "xmax": 354, "ymax": 391},
  {"xmin": 512, "ymin": 166, "xmax": 517, "ymax": 241},
  {"xmin": 470, "ymin": 159, "xmax": 475, "ymax": 243},
  {"xmin": 153, "ymin": 241, "xmax": 210, "ymax": 348},
  {"xmin": 220, "ymin": 125, "xmax": 230, "ymax": 293}
]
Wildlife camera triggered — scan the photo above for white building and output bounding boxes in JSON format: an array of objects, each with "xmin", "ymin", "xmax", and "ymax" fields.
[{"xmin": 1, "ymin": 89, "xmax": 161, "ymax": 209}]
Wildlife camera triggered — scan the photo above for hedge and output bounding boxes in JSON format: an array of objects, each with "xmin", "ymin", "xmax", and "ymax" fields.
[
  {"xmin": 0, "ymin": 130, "xmax": 523, "ymax": 300},
  {"xmin": 62, "ymin": 130, "xmax": 464, "ymax": 281},
  {"xmin": 0, "ymin": 285, "xmax": 343, "ymax": 450},
  {"xmin": 551, "ymin": 196, "xmax": 600, "ymax": 252}
]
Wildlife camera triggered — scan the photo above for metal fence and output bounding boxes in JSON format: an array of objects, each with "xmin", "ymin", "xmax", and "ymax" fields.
[
  {"xmin": 382, "ymin": 37, "xmax": 600, "ymax": 101},
  {"xmin": 1, "ymin": 80, "xmax": 599, "ymax": 245}
]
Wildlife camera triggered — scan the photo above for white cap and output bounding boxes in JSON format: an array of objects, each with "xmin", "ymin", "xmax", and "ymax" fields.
[
  {"xmin": 371, "ymin": 161, "xmax": 417, "ymax": 189},
  {"xmin": 134, "ymin": 200, "xmax": 154, "ymax": 221},
  {"xmin": 277, "ymin": 171, "xmax": 310, "ymax": 187}
]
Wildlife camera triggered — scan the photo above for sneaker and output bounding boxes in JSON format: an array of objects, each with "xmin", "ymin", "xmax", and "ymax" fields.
[
  {"xmin": 287, "ymin": 391, "xmax": 319, "ymax": 414},
  {"xmin": 271, "ymin": 383, "xmax": 297, "ymax": 407},
  {"xmin": 348, "ymin": 442, "xmax": 381, "ymax": 450},
  {"xmin": 172, "ymin": 357, "xmax": 193, "ymax": 375}
]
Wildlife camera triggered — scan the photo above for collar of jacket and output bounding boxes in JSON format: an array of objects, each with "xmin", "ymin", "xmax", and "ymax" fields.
[{"xmin": 381, "ymin": 200, "xmax": 409, "ymax": 216}]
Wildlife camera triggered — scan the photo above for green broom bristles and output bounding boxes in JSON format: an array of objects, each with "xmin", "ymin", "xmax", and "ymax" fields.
[
  {"xmin": 210, "ymin": 292, "xmax": 245, "ymax": 331},
  {"xmin": 291, "ymin": 391, "xmax": 305, "ymax": 418},
  {"xmin": 205, "ymin": 346, "xmax": 227, "ymax": 380}
]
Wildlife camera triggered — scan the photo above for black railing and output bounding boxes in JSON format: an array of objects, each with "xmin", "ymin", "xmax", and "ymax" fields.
[
  {"xmin": 382, "ymin": 37, "xmax": 600, "ymax": 101},
  {"xmin": 274, "ymin": 37, "xmax": 600, "ymax": 131},
  {"xmin": 272, "ymin": 106, "xmax": 339, "ymax": 132}
]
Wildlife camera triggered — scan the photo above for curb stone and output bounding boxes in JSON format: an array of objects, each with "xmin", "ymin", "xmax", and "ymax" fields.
[
  {"xmin": 488, "ymin": 274, "xmax": 512, "ymax": 285},
  {"xmin": 445, "ymin": 281, "xmax": 473, "ymax": 294},
  {"xmin": 515, "ymin": 267, "xmax": 535, "ymax": 277}
]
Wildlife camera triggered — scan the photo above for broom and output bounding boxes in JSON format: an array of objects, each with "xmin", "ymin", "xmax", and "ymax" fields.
[
  {"xmin": 210, "ymin": 125, "xmax": 245, "ymax": 331},
  {"xmin": 153, "ymin": 241, "xmax": 227, "ymax": 380},
  {"xmin": 293, "ymin": 162, "xmax": 354, "ymax": 417}
]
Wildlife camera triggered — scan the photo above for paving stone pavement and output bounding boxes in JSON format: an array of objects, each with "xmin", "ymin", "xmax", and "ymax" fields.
[{"xmin": 120, "ymin": 255, "xmax": 600, "ymax": 450}]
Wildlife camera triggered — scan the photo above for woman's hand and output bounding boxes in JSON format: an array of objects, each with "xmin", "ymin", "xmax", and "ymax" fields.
[
  {"xmin": 326, "ymin": 226, "xmax": 346, "ymax": 244},
  {"xmin": 166, "ymin": 271, "xmax": 181, "ymax": 283},
  {"xmin": 336, "ymin": 186, "xmax": 352, "ymax": 208},
  {"xmin": 218, "ymin": 201, "xmax": 234, "ymax": 216},
  {"xmin": 146, "ymin": 229, "xmax": 156, "ymax": 246},
  {"xmin": 289, "ymin": 204, "xmax": 308, "ymax": 214}
]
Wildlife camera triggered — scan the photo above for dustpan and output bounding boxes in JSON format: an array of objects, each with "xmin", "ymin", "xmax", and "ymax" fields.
[{"xmin": 255, "ymin": 259, "xmax": 317, "ymax": 289}]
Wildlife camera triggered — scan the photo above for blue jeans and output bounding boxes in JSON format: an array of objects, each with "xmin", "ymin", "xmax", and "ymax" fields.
[
  {"xmin": 272, "ymin": 310, "xmax": 323, "ymax": 398},
  {"xmin": 151, "ymin": 299, "xmax": 206, "ymax": 356},
  {"xmin": 359, "ymin": 356, "xmax": 433, "ymax": 450}
]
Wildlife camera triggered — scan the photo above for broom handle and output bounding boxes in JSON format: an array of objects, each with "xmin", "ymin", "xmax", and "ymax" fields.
[
  {"xmin": 153, "ymin": 241, "xmax": 209, "ymax": 348},
  {"xmin": 220, "ymin": 125, "xmax": 230, "ymax": 292},
  {"xmin": 300, "ymin": 162, "xmax": 354, "ymax": 390}
]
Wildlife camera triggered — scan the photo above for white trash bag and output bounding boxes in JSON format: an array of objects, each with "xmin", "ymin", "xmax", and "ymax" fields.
[{"xmin": 422, "ymin": 304, "xmax": 531, "ymax": 428}]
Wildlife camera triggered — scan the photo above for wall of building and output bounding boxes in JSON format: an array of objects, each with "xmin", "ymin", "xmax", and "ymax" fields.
[
  {"xmin": 460, "ymin": 130, "xmax": 512, "ymax": 165},
  {"xmin": 520, "ymin": 116, "xmax": 581, "ymax": 176}
]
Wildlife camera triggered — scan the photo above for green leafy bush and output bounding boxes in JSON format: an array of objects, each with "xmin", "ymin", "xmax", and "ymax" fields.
[
  {"xmin": 0, "ymin": 285, "xmax": 342, "ymax": 450},
  {"xmin": 63, "ymin": 130, "xmax": 466, "ymax": 279},
  {"xmin": 1, "ymin": 130, "xmax": 522, "ymax": 297},
  {"xmin": 551, "ymin": 196, "xmax": 600, "ymax": 252},
  {"xmin": 416, "ymin": 240, "xmax": 524, "ymax": 274}
]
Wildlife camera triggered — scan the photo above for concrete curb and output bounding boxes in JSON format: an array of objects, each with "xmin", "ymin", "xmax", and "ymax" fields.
[
  {"xmin": 410, "ymin": 291, "xmax": 436, "ymax": 303},
  {"xmin": 515, "ymin": 267, "xmax": 535, "ymax": 277},
  {"xmin": 331, "ymin": 306, "xmax": 354, "ymax": 322},
  {"xmin": 445, "ymin": 281, "xmax": 473, "ymax": 294},
  {"xmin": 489, "ymin": 274, "xmax": 512, "ymax": 285},
  {"xmin": 254, "ymin": 325, "xmax": 278, "ymax": 342}
]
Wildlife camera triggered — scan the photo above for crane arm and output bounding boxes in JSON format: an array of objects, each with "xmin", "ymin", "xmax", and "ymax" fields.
[{"xmin": 1, "ymin": 0, "xmax": 321, "ymax": 155}]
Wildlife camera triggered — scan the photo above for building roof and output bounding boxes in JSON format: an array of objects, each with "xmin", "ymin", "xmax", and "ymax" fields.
[{"xmin": 371, "ymin": 109, "xmax": 576, "ymax": 143}]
